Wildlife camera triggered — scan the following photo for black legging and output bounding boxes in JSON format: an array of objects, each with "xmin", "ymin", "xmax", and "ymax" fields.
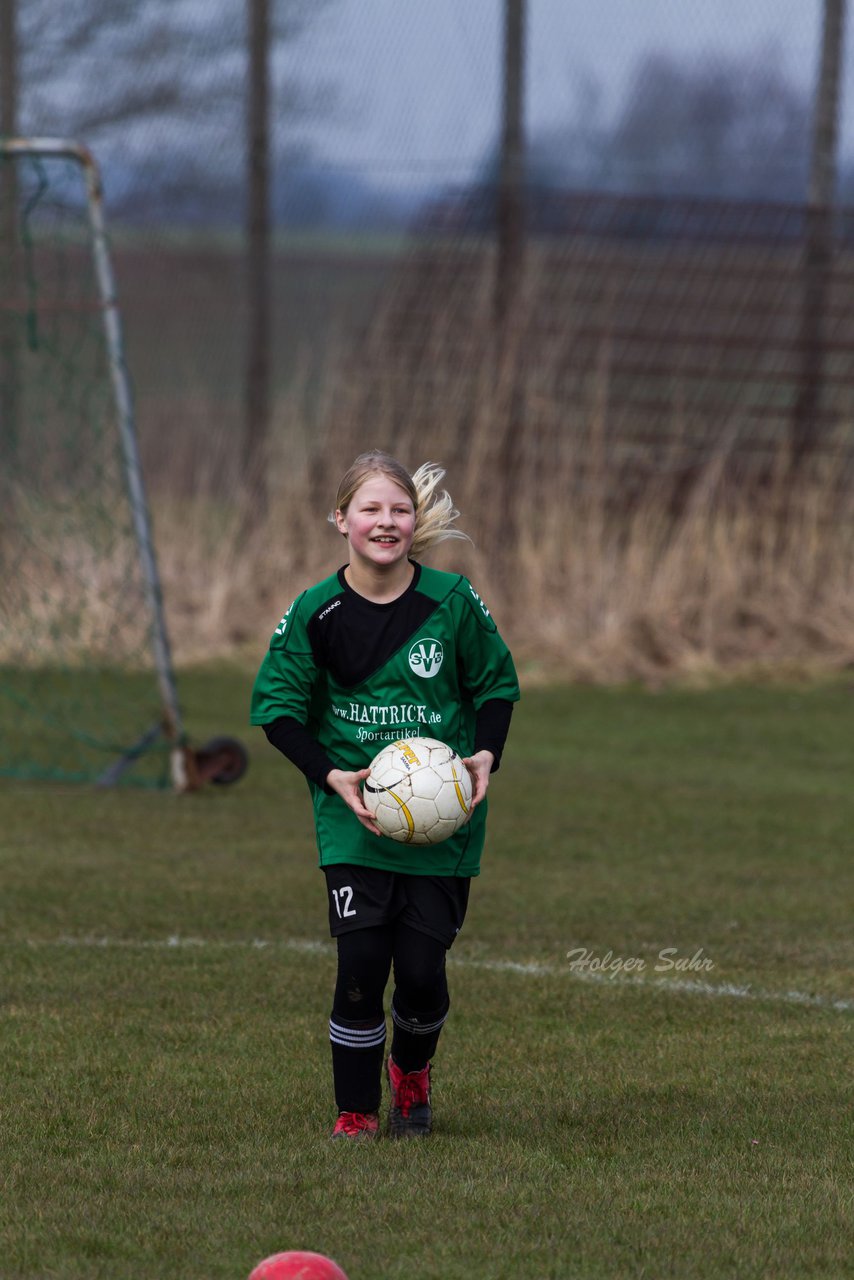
[{"xmin": 329, "ymin": 922, "xmax": 450, "ymax": 1112}]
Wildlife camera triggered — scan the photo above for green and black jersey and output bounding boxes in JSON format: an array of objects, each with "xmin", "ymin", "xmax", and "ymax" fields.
[{"xmin": 251, "ymin": 562, "xmax": 520, "ymax": 877}]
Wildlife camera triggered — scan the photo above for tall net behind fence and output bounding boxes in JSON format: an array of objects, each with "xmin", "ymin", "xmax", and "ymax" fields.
[{"xmin": 324, "ymin": 189, "xmax": 854, "ymax": 501}]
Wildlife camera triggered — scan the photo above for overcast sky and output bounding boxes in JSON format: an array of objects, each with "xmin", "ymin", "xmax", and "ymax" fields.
[{"xmin": 284, "ymin": 0, "xmax": 851, "ymax": 191}]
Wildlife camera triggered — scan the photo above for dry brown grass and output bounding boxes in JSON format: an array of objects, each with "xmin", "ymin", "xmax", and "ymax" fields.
[
  {"xmin": 148, "ymin": 346, "xmax": 854, "ymax": 684},
  {"xmin": 8, "ymin": 381, "xmax": 854, "ymax": 685},
  {"xmin": 8, "ymin": 241, "xmax": 854, "ymax": 685},
  {"xmin": 139, "ymin": 236, "xmax": 854, "ymax": 682}
]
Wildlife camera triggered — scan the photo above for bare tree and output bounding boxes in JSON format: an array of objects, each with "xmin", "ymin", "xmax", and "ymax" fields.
[
  {"xmin": 610, "ymin": 49, "xmax": 809, "ymax": 198},
  {"xmin": 495, "ymin": 0, "xmax": 526, "ymax": 331},
  {"xmin": 245, "ymin": 0, "xmax": 270, "ymax": 513},
  {"xmin": 1, "ymin": 0, "xmax": 19, "ymax": 463},
  {"xmin": 493, "ymin": 0, "xmax": 527, "ymax": 553},
  {"xmin": 241, "ymin": 0, "xmax": 337, "ymax": 515},
  {"xmin": 792, "ymin": 0, "xmax": 848, "ymax": 468},
  {"xmin": 0, "ymin": 0, "xmax": 15, "ymax": 143}
]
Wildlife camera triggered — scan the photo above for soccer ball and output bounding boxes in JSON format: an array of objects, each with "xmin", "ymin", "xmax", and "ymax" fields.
[
  {"xmin": 248, "ymin": 1251, "xmax": 349, "ymax": 1280},
  {"xmin": 363, "ymin": 736, "xmax": 473, "ymax": 845}
]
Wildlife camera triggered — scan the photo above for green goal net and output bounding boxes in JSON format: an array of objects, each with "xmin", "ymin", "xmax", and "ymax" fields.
[{"xmin": 0, "ymin": 140, "xmax": 183, "ymax": 788}]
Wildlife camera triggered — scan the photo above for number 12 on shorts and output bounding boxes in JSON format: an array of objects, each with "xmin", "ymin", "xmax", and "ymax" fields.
[{"xmin": 331, "ymin": 885, "xmax": 356, "ymax": 918}]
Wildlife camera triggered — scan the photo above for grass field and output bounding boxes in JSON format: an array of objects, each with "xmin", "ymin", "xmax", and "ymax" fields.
[{"xmin": 1, "ymin": 671, "xmax": 853, "ymax": 1280}]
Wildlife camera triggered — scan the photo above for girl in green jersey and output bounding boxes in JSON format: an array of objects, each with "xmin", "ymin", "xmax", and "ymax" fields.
[{"xmin": 251, "ymin": 451, "xmax": 519, "ymax": 1139}]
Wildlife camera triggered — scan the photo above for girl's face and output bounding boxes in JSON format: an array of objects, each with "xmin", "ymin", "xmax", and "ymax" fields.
[{"xmin": 335, "ymin": 474, "xmax": 416, "ymax": 571}]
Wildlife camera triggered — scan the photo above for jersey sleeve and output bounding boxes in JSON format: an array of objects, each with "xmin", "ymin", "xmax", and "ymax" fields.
[
  {"xmin": 454, "ymin": 579, "xmax": 521, "ymax": 709},
  {"xmin": 250, "ymin": 591, "xmax": 319, "ymax": 726}
]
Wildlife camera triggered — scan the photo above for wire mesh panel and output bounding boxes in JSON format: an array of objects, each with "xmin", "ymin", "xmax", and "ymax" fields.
[
  {"xmin": 327, "ymin": 189, "xmax": 854, "ymax": 500},
  {"xmin": 0, "ymin": 145, "xmax": 176, "ymax": 786},
  {"xmin": 6, "ymin": 0, "xmax": 854, "ymax": 679}
]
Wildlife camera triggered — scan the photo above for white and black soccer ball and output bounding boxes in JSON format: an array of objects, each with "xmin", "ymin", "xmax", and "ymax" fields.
[{"xmin": 363, "ymin": 736, "xmax": 473, "ymax": 845}]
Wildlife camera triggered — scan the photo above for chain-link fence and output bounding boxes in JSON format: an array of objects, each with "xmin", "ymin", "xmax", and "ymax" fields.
[
  {"xmin": 5, "ymin": 1, "xmax": 849, "ymax": 483},
  {"xmin": 4, "ymin": 0, "xmax": 854, "ymax": 676}
]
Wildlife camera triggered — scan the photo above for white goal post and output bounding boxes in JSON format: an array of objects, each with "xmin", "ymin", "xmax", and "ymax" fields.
[{"xmin": 0, "ymin": 137, "xmax": 245, "ymax": 790}]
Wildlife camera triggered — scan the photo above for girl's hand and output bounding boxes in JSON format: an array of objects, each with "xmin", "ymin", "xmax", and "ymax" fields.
[
  {"xmin": 326, "ymin": 767, "xmax": 383, "ymax": 836},
  {"xmin": 462, "ymin": 749, "xmax": 494, "ymax": 814}
]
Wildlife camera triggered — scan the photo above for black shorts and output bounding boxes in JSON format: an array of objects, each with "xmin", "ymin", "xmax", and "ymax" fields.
[{"xmin": 323, "ymin": 864, "xmax": 471, "ymax": 949}]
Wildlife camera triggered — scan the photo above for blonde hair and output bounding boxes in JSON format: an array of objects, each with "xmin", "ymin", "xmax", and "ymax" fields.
[{"xmin": 331, "ymin": 450, "xmax": 470, "ymax": 558}]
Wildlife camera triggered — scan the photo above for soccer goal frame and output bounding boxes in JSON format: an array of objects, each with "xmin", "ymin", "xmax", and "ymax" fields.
[{"xmin": 0, "ymin": 137, "xmax": 246, "ymax": 791}]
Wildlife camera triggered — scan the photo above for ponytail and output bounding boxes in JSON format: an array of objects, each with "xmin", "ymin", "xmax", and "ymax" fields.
[{"xmin": 410, "ymin": 462, "xmax": 471, "ymax": 557}]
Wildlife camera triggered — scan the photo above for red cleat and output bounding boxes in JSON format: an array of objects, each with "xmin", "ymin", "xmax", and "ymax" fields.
[
  {"xmin": 330, "ymin": 1110, "xmax": 379, "ymax": 1140},
  {"xmin": 387, "ymin": 1055, "xmax": 432, "ymax": 1138}
]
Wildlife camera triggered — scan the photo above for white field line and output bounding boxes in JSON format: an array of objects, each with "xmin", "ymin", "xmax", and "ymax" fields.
[{"xmin": 16, "ymin": 934, "xmax": 854, "ymax": 1015}]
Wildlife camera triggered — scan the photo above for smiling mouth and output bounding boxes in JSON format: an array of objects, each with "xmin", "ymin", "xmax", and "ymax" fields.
[{"xmin": 371, "ymin": 536, "xmax": 398, "ymax": 544}]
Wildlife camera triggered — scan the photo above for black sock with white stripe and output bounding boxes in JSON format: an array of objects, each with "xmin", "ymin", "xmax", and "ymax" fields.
[
  {"xmin": 390, "ymin": 997, "xmax": 449, "ymax": 1073},
  {"xmin": 328, "ymin": 1016, "xmax": 386, "ymax": 1113}
]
